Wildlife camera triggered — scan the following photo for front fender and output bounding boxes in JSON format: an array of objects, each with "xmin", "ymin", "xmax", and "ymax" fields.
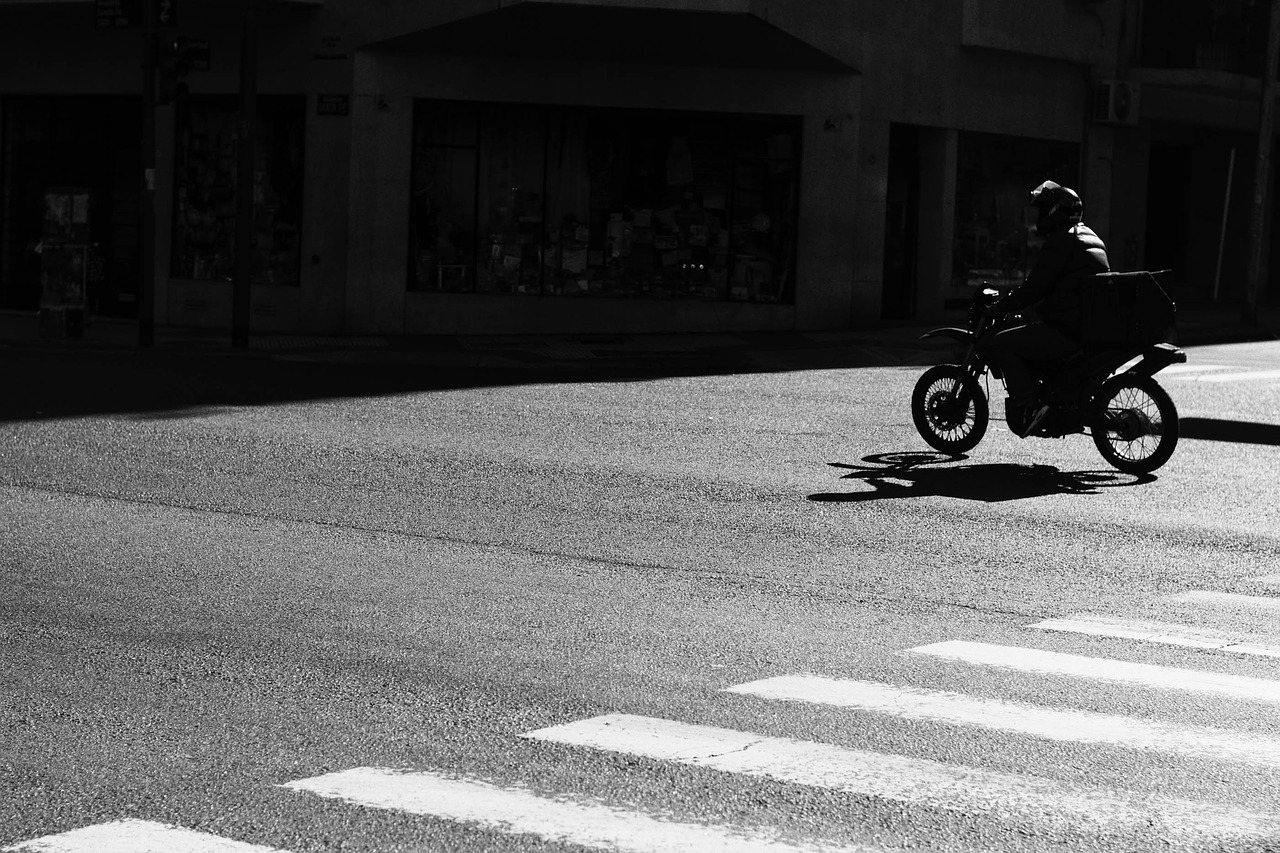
[{"xmin": 919, "ymin": 327, "xmax": 974, "ymax": 346}]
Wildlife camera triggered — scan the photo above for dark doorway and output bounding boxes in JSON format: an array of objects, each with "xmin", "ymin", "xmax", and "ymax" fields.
[
  {"xmin": 882, "ymin": 123, "xmax": 920, "ymax": 320},
  {"xmin": 1, "ymin": 96, "xmax": 142, "ymax": 316},
  {"xmin": 1144, "ymin": 141, "xmax": 1191, "ymax": 295}
]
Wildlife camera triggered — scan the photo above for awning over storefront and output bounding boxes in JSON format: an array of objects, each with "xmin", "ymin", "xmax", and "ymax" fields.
[{"xmin": 369, "ymin": 1, "xmax": 855, "ymax": 73}]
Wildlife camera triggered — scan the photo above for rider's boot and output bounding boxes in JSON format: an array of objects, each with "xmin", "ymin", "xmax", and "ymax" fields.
[
  {"xmin": 1020, "ymin": 402, "xmax": 1052, "ymax": 438},
  {"xmin": 1008, "ymin": 387, "xmax": 1051, "ymax": 438}
]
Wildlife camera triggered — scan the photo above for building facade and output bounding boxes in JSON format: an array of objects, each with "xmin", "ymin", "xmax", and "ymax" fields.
[{"xmin": 0, "ymin": 0, "xmax": 1274, "ymax": 337}]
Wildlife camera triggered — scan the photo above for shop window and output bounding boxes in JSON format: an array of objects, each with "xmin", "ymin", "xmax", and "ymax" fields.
[
  {"xmin": 1, "ymin": 96, "xmax": 141, "ymax": 315},
  {"xmin": 410, "ymin": 101, "xmax": 479, "ymax": 292},
  {"xmin": 953, "ymin": 132, "xmax": 1078, "ymax": 289},
  {"xmin": 408, "ymin": 101, "xmax": 799, "ymax": 303},
  {"xmin": 171, "ymin": 96, "xmax": 305, "ymax": 286}
]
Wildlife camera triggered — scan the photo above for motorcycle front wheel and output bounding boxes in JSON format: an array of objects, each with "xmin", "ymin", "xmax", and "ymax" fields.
[
  {"xmin": 912, "ymin": 364, "xmax": 989, "ymax": 454},
  {"xmin": 1091, "ymin": 373, "xmax": 1179, "ymax": 474}
]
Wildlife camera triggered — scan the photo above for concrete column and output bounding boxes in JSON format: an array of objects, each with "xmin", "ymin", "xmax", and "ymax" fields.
[
  {"xmin": 851, "ymin": 118, "xmax": 890, "ymax": 324},
  {"xmin": 345, "ymin": 54, "xmax": 412, "ymax": 334}
]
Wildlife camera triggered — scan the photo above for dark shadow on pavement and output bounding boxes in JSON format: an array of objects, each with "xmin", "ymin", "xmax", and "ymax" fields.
[
  {"xmin": 1180, "ymin": 417, "xmax": 1280, "ymax": 447},
  {"xmin": 809, "ymin": 451, "xmax": 1155, "ymax": 503},
  {"xmin": 0, "ymin": 346, "xmax": 686, "ymax": 423}
]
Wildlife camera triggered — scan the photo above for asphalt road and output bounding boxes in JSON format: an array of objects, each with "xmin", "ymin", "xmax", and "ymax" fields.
[{"xmin": 1, "ymin": 339, "xmax": 1278, "ymax": 852}]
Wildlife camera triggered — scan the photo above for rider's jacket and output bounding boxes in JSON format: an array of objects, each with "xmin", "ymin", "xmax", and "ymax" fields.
[{"xmin": 1000, "ymin": 223, "xmax": 1110, "ymax": 337}]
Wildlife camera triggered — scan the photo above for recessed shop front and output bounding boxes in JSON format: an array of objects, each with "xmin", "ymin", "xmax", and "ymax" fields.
[{"xmin": 346, "ymin": 4, "xmax": 860, "ymax": 336}]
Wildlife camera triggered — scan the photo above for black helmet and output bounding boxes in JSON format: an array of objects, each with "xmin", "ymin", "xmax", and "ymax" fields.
[{"xmin": 1029, "ymin": 180, "xmax": 1083, "ymax": 236}]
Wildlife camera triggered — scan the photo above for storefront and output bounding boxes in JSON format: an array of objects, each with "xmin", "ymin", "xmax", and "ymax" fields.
[{"xmin": 342, "ymin": 3, "xmax": 861, "ymax": 336}]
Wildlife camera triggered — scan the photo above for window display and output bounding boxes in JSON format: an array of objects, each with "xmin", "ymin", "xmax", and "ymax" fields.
[
  {"xmin": 953, "ymin": 132, "xmax": 1078, "ymax": 289},
  {"xmin": 409, "ymin": 101, "xmax": 799, "ymax": 303},
  {"xmin": 171, "ymin": 96, "xmax": 305, "ymax": 286}
]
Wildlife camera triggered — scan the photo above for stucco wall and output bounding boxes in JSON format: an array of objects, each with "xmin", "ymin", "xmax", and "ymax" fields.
[{"xmin": 960, "ymin": 0, "xmax": 1106, "ymax": 65}]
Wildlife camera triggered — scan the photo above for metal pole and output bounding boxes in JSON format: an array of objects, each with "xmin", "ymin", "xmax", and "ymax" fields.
[
  {"xmin": 1244, "ymin": 0, "xmax": 1280, "ymax": 327},
  {"xmin": 138, "ymin": 0, "xmax": 157, "ymax": 348},
  {"xmin": 1214, "ymin": 147, "xmax": 1235, "ymax": 302},
  {"xmin": 232, "ymin": 0, "xmax": 258, "ymax": 348}
]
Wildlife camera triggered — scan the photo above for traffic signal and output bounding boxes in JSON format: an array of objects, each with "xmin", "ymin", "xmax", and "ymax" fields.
[{"xmin": 155, "ymin": 36, "xmax": 191, "ymax": 104}]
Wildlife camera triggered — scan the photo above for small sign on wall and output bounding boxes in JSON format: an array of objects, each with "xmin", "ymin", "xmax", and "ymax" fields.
[
  {"xmin": 316, "ymin": 94, "xmax": 349, "ymax": 117},
  {"xmin": 96, "ymin": 0, "xmax": 142, "ymax": 27},
  {"xmin": 313, "ymin": 34, "xmax": 348, "ymax": 61}
]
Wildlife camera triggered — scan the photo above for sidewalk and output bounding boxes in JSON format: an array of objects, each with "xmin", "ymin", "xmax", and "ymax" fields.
[{"xmin": 1, "ymin": 300, "xmax": 1276, "ymax": 376}]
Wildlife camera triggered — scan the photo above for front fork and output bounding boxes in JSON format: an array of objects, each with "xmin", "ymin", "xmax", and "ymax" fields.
[{"xmin": 919, "ymin": 324, "xmax": 995, "ymax": 402}]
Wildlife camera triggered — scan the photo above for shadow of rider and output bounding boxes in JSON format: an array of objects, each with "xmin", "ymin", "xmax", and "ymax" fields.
[{"xmin": 809, "ymin": 451, "xmax": 1154, "ymax": 503}]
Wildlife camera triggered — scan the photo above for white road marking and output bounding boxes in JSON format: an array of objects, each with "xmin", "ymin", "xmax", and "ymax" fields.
[
  {"xmin": 2, "ymin": 820, "xmax": 291, "ymax": 853},
  {"xmin": 722, "ymin": 674, "xmax": 1280, "ymax": 768},
  {"xmin": 282, "ymin": 766, "xmax": 879, "ymax": 853},
  {"xmin": 1156, "ymin": 363, "xmax": 1231, "ymax": 375},
  {"xmin": 521, "ymin": 713, "xmax": 1278, "ymax": 845},
  {"xmin": 1031, "ymin": 614, "xmax": 1280, "ymax": 658},
  {"xmin": 1258, "ymin": 574, "xmax": 1280, "ymax": 588},
  {"xmin": 1168, "ymin": 590, "xmax": 1280, "ymax": 613},
  {"xmin": 1169, "ymin": 368, "xmax": 1280, "ymax": 382},
  {"xmin": 908, "ymin": 641, "xmax": 1280, "ymax": 704}
]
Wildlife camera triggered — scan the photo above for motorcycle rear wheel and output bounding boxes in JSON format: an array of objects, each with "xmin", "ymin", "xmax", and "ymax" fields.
[
  {"xmin": 912, "ymin": 364, "xmax": 989, "ymax": 454},
  {"xmin": 1091, "ymin": 373, "xmax": 1179, "ymax": 474}
]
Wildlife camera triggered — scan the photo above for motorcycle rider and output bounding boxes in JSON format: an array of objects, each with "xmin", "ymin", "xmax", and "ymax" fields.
[{"xmin": 987, "ymin": 180, "xmax": 1110, "ymax": 437}]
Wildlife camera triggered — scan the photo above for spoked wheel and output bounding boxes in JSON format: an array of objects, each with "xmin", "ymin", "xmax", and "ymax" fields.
[
  {"xmin": 1091, "ymin": 373, "xmax": 1179, "ymax": 474},
  {"xmin": 912, "ymin": 364, "xmax": 989, "ymax": 454}
]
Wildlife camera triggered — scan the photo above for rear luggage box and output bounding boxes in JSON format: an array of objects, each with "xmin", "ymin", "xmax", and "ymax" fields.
[{"xmin": 1082, "ymin": 270, "xmax": 1178, "ymax": 349}]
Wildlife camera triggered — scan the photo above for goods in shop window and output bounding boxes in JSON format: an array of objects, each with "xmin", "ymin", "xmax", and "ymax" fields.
[
  {"xmin": 606, "ymin": 218, "xmax": 632, "ymax": 258},
  {"xmin": 439, "ymin": 265, "xmax": 467, "ymax": 290},
  {"xmin": 406, "ymin": 101, "xmax": 798, "ymax": 303}
]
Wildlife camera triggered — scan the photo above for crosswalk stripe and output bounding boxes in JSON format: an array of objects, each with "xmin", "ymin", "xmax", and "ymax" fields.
[
  {"xmin": 1258, "ymin": 574, "xmax": 1280, "ymax": 588},
  {"xmin": 1167, "ymin": 590, "xmax": 1280, "ymax": 613},
  {"xmin": 908, "ymin": 641, "xmax": 1280, "ymax": 704},
  {"xmin": 282, "ymin": 767, "xmax": 881, "ymax": 853},
  {"xmin": 722, "ymin": 675, "xmax": 1280, "ymax": 768},
  {"xmin": 1, "ymin": 819, "xmax": 291, "ymax": 853},
  {"xmin": 522, "ymin": 714, "xmax": 1277, "ymax": 845},
  {"xmin": 1030, "ymin": 615, "xmax": 1280, "ymax": 658}
]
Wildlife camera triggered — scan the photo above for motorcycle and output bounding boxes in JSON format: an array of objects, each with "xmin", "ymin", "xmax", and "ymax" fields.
[{"xmin": 911, "ymin": 271, "xmax": 1185, "ymax": 474}]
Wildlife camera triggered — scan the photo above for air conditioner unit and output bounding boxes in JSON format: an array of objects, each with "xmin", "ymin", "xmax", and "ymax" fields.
[{"xmin": 1093, "ymin": 79, "xmax": 1140, "ymax": 126}]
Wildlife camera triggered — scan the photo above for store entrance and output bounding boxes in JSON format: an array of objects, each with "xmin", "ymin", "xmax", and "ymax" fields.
[
  {"xmin": 1144, "ymin": 142, "xmax": 1192, "ymax": 297},
  {"xmin": 0, "ymin": 96, "xmax": 141, "ymax": 316},
  {"xmin": 881, "ymin": 123, "xmax": 920, "ymax": 320}
]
